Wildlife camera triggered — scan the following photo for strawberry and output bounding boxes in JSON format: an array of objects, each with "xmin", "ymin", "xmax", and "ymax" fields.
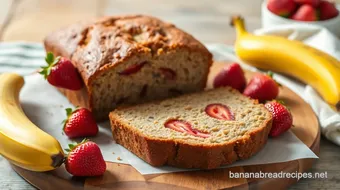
[
  {"xmin": 265, "ymin": 101, "xmax": 293, "ymax": 137},
  {"xmin": 63, "ymin": 108, "xmax": 98, "ymax": 138},
  {"xmin": 243, "ymin": 72, "xmax": 279, "ymax": 103},
  {"xmin": 213, "ymin": 63, "xmax": 247, "ymax": 92},
  {"xmin": 39, "ymin": 52, "xmax": 83, "ymax": 90},
  {"xmin": 291, "ymin": 4, "xmax": 319, "ymax": 21},
  {"xmin": 65, "ymin": 139, "xmax": 106, "ymax": 176},
  {"xmin": 319, "ymin": 0, "xmax": 339, "ymax": 20},
  {"xmin": 205, "ymin": 103, "xmax": 234, "ymax": 120},
  {"xmin": 164, "ymin": 119, "xmax": 210, "ymax": 138},
  {"xmin": 159, "ymin": 68, "xmax": 177, "ymax": 80},
  {"xmin": 118, "ymin": 61, "xmax": 146, "ymax": 75},
  {"xmin": 294, "ymin": 0, "xmax": 320, "ymax": 7},
  {"xmin": 267, "ymin": 0, "xmax": 297, "ymax": 17}
]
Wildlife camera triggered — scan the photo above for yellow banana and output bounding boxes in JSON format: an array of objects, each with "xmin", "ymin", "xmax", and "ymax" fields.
[
  {"xmin": 0, "ymin": 73, "xmax": 64, "ymax": 171},
  {"xmin": 231, "ymin": 16, "xmax": 340, "ymax": 111}
]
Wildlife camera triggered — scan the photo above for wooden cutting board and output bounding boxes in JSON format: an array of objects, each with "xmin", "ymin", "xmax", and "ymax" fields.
[{"xmin": 11, "ymin": 61, "xmax": 320, "ymax": 190}]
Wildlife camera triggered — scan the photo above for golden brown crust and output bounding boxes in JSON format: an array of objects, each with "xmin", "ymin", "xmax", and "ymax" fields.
[
  {"xmin": 44, "ymin": 15, "xmax": 212, "ymax": 85},
  {"xmin": 109, "ymin": 98, "xmax": 273, "ymax": 169},
  {"xmin": 44, "ymin": 15, "xmax": 212, "ymax": 120}
]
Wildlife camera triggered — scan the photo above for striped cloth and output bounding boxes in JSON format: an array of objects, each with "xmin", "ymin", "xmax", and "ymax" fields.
[{"xmin": 0, "ymin": 42, "xmax": 45, "ymax": 75}]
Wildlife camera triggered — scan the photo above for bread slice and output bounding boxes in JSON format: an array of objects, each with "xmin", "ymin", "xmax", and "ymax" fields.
[
  {"xmin": 109, "ymin": 87, "xmax": 273, "ymax": 169},
  {"xmin": 44, "ymin": 15, "xmax": 212, "ymax": 121}
]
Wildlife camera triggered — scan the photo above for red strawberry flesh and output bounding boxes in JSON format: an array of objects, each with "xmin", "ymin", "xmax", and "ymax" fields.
[
  {"xmin": 205, "ymin": 103, "xmax": 234, "ymax": 120},
  {"xmin": 159, "ymin": 68, "xmax": 177, "ymax": 80},
  {"xmin": 65, "ymin": 141, "xmax": 106, "ymax": 176},
  {"xmin": 164, "ymin": 119, "xmax": 210, "ymax": 138},
  {"xmin": 118, "ymin": 61, "xmax": 146, "ymax": 75}
]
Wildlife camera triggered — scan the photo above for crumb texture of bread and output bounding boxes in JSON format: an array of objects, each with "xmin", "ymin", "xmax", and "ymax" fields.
[
  {"xmin": 44, "ymin": 15, "xmax": 212, "ymax": 120},
  {"xmin": 110, "ymin": 87, "xmax": 273, "ymax": 169}
]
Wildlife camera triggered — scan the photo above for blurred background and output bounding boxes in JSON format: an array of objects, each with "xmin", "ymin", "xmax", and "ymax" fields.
[{"xmin": 0, "ymin": 0, "xmax": 265, "ymax": 44}]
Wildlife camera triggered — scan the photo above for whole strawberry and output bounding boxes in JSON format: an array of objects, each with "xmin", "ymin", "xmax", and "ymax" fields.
[
  {"xmin": 65, "ymin": 139, "xmax": 106, "ymax": 176},
  {"xmin": 63, "ymin": 108, "xmax": 98, "ymax": 138},
  {"xmin": 243, "ymin": 72, "xmax": 279, "ymax": 102},
  {"xmin": 213, "ymin": 63, "xmax": 246, "ymax": 92},
  {"xmin": 319, "ymin": 0, "xmax": 339, "ymax": 20},
  {"xmin": 265, "ymin": 101, "xmax": 293, "ymax": 137},
  {"xmin": 291, "ymin": 4, "xmax": 319, "ymax": 21},
  {"xmin": 40, "ymin": 52, "xmax": 83, "ymax": 90},
  {"xmin": 267, "ymin": 0, "xmax": 297, "ymax": 17}
]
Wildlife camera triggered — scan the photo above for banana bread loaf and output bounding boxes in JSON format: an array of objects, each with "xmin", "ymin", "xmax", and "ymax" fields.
[
  {"xmin": 44, "ymin": 15, "xmax": 212, "ymax": 120},
  {"xmin": 110, "ymin": 87, "xmax": 273, "ymax": 169}
]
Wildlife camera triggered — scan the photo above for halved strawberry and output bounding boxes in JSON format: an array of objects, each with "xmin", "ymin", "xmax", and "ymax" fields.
[
  {"xmin": 164, "ymin": 119, "xmax": 189, "ymax": 133},
  {"xmin": 164, "ymin": 119, "xmax": 210, "ymax": 138},
  {"xmin": 159, "ymin": 68, "xmax": 176, "ymax": 80},
  {"xmin": 191, "ymin": 129, "xmax": 211, "ymax": 138},
  {"xmin": 205, "ymin": 103, "xmax": 234, "ymax": 120},
  {"xmin": 118, "ymin": 61, "xmax": 146, "ymax": 75}
]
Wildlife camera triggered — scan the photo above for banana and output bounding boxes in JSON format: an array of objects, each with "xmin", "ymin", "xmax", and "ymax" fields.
[
  {"xmin": 231, "ymin": 16, "xmax": 340, "ymax": 111},
  {"xmin": 0, "ymin": 73, "xmax": 64, "ymax": 171}
]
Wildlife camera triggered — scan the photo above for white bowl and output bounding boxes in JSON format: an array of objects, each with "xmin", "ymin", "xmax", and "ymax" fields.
[{"xmin": 261, "ymin": 1, "xmax": 340, "ymax": 36}]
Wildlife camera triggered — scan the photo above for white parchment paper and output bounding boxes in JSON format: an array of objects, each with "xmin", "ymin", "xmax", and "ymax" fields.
[{"xmin": 20, "ymin": 46, "xmax": 318, "ymax": 175}]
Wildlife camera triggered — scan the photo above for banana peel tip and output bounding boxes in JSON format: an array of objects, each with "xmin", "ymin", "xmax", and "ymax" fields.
[
  {"xmin": 51, "ymin": 152, "xmax": 65, "ymax": 168},
  {"xmin": 230, "ymin": 15, "xmax": 243, "ymax": 27}
]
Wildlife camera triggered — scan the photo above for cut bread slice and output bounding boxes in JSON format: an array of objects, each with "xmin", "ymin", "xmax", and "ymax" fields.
[{"xmin": 109, "ymin": 87, "xmax": 273, "ymax": 169}]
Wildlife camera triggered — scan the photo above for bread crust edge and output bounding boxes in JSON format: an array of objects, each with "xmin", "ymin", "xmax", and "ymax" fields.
[{"xmin": 109, "ymin": 98, "xmax": 273, "ymax": 169}]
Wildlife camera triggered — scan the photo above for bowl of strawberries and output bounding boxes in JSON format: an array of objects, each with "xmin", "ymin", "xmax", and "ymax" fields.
[{"xmin": 262, "ymin": 0, "xmax": 340, "ymax": 36}]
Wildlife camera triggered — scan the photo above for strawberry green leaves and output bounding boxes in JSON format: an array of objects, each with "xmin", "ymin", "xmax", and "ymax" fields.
[{"xmin": 40, "ymin": 52, "xmax": 61, "ymax": 79}]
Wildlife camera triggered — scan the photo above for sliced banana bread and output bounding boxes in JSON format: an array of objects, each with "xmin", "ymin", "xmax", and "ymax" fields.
[
  {"xmin": 110, "ymin": 87, "xmax": 273, "ymax": 169},
  {"xmin": 44, "ymin": 15, "xmax": 212, "ymax": 121}
]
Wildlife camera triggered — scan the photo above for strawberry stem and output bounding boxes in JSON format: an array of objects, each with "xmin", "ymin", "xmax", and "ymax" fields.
[
  {"xmin": 39, "ymin": 52, "xmax": 60, "ymax": 79},
  {"xmin": 276, "ymin": 100, "xmax": 285, "ymax": 105},
  {"xmin": 65, "ymin": 108, "xmax": 73, "ymax": 117},
  {"xmin": 267, "ymin": 71, "xmax": 282, "ymax": 87},
  {"xmin": 62, "ymin": 107, "xmax": 83, "ymax": 130},
  {"xmin": 275, "ymin": 100, "xmax": 292, "ymax": 112},
  {"xmin": 267, "ymin": 71, "xmax": 274, "ymax": 78},
  {"xmin": 62, "ymin": 108, "xmax": 74, "ymax": 129},
  {"xmin": 64, "ymin": 139, "xmax": 89, "ymax": 154}
]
